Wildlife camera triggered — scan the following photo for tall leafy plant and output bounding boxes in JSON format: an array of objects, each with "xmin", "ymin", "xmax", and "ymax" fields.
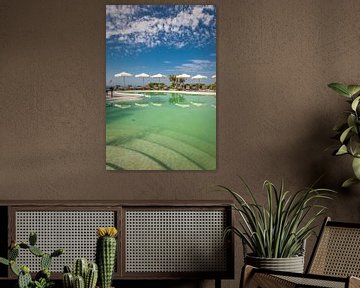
[
  {"xmin": 328, "ymin": 83, "xmax": 360, "ymax": 187},
  {"xmin": 220, "ymin": 179, "xmax": 334, "ymax": 258}
]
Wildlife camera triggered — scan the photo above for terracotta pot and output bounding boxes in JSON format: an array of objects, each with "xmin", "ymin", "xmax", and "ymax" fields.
[{"xmin": 245, "ymin": 254, "xmax": 304, "ymax": 273}]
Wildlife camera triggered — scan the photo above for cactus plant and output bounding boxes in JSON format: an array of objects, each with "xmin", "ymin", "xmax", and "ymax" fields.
[
  {"xmin": 74, "ymin": 275, "xmax": 85, "ymax": 288},
  {"xmin": 74, "ymin": 258, "xmax": 88, "ymax": 279},
  {"xmin": 41, "ymin": 254, "xmax": 52, "ymax": 270},
  {"xmin": 0, "ymin": 232, "xmax": 63, "ymax": 288},
  {"xmin": 85, "ymin": 262, "xmax": 98, "ymax": 288},
  {"xmin": 63, "ymin": 272, "xmax": 74, "ymax": 288},
  {"xmin": 19, "ymin": 268, "xmax": 32, "ymax": 288},
  {"xmin": 96, "ymin": 227, "xmax": 118, "ymax": 288},
  {"xmin": 62, "ymin": 259, "xmax": 98, "ymax": 288}
]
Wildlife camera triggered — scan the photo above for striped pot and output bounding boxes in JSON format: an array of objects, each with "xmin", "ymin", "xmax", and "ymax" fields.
[{"xmin": 245, "ymin": 254, "xmax": 305, "ymax": 273}]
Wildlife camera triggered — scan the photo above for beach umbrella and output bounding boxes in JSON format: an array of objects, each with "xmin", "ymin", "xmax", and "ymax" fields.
[
  {"xmin": 115, "ymin": 71, "xmax": 133, "ymax": 87},
  {"xmin": 151, "ymin": 73, "xmax": 167, "ymax": 84},
  {"xmin": 176, "ymin": 74, "xmax": 191, "ymax": 83},
  {"xmin": 135, "ymin": 73, "xmax": 150, "ymax": 86},
  {"xmin": 192, "ymin": 74, "xmax": 208, "ymax": 84}
]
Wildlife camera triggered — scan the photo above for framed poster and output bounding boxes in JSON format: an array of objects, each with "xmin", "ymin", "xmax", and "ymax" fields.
[{"xmin": 106, "ymin": 5, "xmax": 216, "ymax": 171}]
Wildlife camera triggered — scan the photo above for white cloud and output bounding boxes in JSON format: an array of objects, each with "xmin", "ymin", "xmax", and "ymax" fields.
[
  {"xmin": 175, "ymin": 59, "xmax": 216, "ymax": 73},
  {"xmin": 106, "ymin": 5, "xmax": 216, "ymax": 53}
]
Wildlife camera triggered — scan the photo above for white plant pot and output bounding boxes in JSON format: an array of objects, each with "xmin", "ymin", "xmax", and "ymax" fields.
[{"xmin": 245, "ymin": 254, "xmax": 305, "ymax": 273}]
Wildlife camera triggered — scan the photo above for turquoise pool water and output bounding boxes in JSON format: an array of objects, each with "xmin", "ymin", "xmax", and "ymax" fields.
[{"xmin": 106, "ymin": 92, "xmax": 216, "ymax": 170}]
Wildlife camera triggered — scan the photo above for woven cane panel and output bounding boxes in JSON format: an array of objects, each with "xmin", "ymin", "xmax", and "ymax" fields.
[
  {"xmin": 310, "ymin": 226, "xmax": 360, "ymax": 277},
  {"xmin": 125, "ymin": 210, "xmax": 227, "ymax": 273},
  {"xmin": 277, "ymin": 275, "xmax": 345, "ymax": 288},
  {"xmin": 15, "ymin": 211, "xmax": 115, "ymax": 272}
]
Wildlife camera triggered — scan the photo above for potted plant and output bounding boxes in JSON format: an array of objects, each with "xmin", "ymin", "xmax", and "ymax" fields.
[
  {"xmin": 220, "ymin": 179, "xmax": 334, "ymax": 273},
  {"xmin": 0, "ymin": 232, "xmax": 63, "ymax": 288},
  {"xmin": 62, "ymin": 258, "xmax": 98, "ymax": 288},
  {"xmin": 328, "ymin": 83, "xmax": 360, "ymax": 187}
]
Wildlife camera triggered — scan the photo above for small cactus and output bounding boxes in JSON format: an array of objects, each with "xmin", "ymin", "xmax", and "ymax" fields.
[
  {"xmin": 74, "ymin": 258, "xmax": 88, "ymax": 279},
  {"xmin": 96, "ymin": 227, "xmax": 118, "ymax": 288},
  {"xmin": 41, "ymin": 253, "xmax": 52, "ymax": 270},
  {"xmin": 18, "ymin": 269, "xmax": 32, "ymax": 288},
  {"xmin": 74, "ymin": 275, "xmax": 85, "ymax": 288},
  {"xmin": 85, "ymin": 263, "xmax": 98, "ymax": 288},
  {"xmin": 63, "ymin": 259, "xmax": 98, "ymax": 288},
  {"xmin": 63, "ymin": 272, "xmax": 74, "ymax": 288}
]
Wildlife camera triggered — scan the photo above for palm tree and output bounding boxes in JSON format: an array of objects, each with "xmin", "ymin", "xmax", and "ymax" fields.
[{"xmin": 169, "ymin": 75, "xmax": 177, "ymax": 88}]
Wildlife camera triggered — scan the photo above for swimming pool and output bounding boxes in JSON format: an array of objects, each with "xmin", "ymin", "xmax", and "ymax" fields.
[{"xmin": 106, "ymin": 92, "xmax": 216, "ymax": 170}]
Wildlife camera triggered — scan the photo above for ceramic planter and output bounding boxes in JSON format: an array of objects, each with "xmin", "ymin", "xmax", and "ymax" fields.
[{"xmin": 245, "ymin": 254, "xmax": 304, "ymax": 273}]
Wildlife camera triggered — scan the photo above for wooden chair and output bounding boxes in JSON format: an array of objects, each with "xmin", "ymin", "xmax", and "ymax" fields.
[{"xmin": 241, "ymin": 217, "xmax": 360, "ymax": 288}]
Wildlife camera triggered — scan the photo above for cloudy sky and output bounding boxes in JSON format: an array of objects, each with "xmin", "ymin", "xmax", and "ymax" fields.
[{"xmin": 106, "ymin": 5, "xmax": 216, "ymax": 86}]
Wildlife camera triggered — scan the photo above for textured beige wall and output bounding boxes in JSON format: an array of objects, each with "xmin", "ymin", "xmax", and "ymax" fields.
[{"xmin": 1, "ymin": 0, "xmax": 360, "ymax": 287}]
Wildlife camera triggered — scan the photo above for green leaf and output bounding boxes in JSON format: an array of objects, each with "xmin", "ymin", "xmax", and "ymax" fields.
[
  {"xmin": 347, "ymin": 85, "xmax": 360, "ymax": 97},
  {"xmin": 347, "ymin": 114, "xmax": 356, "ymax": 128},
  {"xmin": 340, "ymin": 126, "xmax": 353, "ymax": 143},
  {"xmin": 351, "ymin": 96, "xmax": 360, "ymax": 111},
  {"xmin": 349, "ymin": 135, "xmax": 360, "ymax": 156},
  {"xmin": 336, "ymin": 145, "xmax": 348, "ymax": 155},
  {"xmin": 352, "ymin": 157, "xmax": 360, "ymax": 179},
  {"xmin": 0, "ymin": 257, "xmax": 9, "ymax": 266},
  {"xmin": 342, "ymin": 177, "xmax": 360, "ymax": 188},
  {"xmin": 328, "ymin": 83, "xmax": 351, "ymax": 97}
]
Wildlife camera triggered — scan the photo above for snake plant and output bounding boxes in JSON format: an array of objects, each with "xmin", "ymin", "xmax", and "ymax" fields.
[
  {"xmin": 220, "ymin": 178, "xmax": 335, "ymax": 258},
  {"xmin": 328, "ymin": 83, "xmax": 360, "ymax": 187}
]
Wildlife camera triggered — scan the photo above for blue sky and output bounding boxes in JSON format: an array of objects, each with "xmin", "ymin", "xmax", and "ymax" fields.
[{"xmin": 106, "ymin": 5, "xmax": 216, "ymax": 86}]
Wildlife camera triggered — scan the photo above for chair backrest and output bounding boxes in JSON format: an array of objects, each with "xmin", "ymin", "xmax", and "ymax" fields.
[{"xmin": 307, "ymin": 217, "xmax": 360, "ymax": 277}]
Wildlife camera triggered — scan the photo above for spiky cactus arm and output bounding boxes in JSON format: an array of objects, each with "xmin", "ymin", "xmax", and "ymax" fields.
[
  {"xmin": 29, "ymin": 246, "xmax": 44, "ymax": 257},
  {"xmin": 50, "ymin": 248, "xmax": 63, "ymax": 258},
  {"xmin": 73, "ymin": 275, "xmax": 85, "ymax": 288},
  {"xmin": 85, "ymin": 263, "xmax": 98, "ymax": 288},
  {"xmin": 96, "ymin": 236, "xmax": 116, "ymax": 288},
  {"xmin": 18, "ymin": 272, "xmax": 32, "ymax": 288},
  {"xmin": 63, "ymin": 272, "xmax": 74, "ymax": 288},
  {"xmin": 9, "ymin": 246, "xmax": 19, "ymax": 260},
  {"xmin": 29, "ymin": 232, "xmax": 37, "ymax": 246},
  {"xmin": 74, "ymin": 258, "xmax": 88, "ymax": 280},
  {"xmin": 41, "ymin": 254, "xmax": 52, "ymax": 270},
  {"xmin": 63, "ymin": 265, "xmax": 72, "ymax": 273},
  {"xmin": 18, "ymin": 267, "xmax": 32, "ymax": 288}
]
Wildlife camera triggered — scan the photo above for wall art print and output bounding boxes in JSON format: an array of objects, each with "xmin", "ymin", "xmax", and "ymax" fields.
[{"xmin": 106, "ymin": 5, "xmax": 216, "ymax": 170}]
